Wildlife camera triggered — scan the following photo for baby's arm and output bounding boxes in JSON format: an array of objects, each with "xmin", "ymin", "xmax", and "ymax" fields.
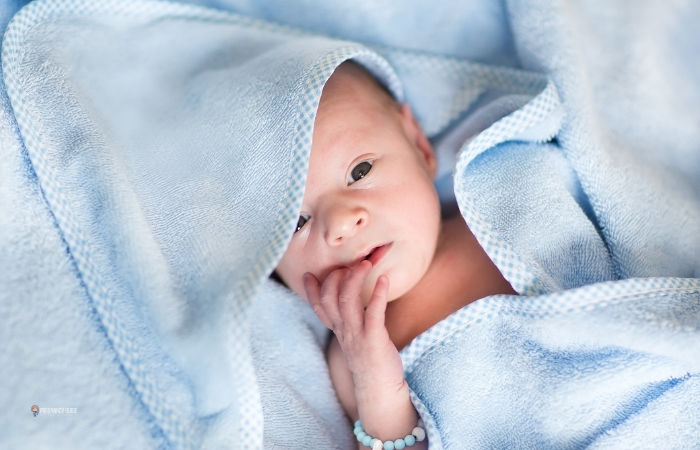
[
  {"xmin": 305, "ymin": 261, "xmax": 427, "ymax": 449},
  {"xmin": 327, "ymin": 336, "xmax": 358, "ymax": 419}
]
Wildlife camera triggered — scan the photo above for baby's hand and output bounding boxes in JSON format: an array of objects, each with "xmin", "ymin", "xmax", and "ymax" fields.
[{"xmin": 304, "ymin": 261, "xmax": 404, "ymax": 391}]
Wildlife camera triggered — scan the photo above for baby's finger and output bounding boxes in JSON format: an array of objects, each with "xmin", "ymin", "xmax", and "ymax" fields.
[
  {"xmin": 319, "ymin": 268, "xmax": 348, "ymax": 328},
  {"xmin": 337, "ymin": 260, "xmax": 372, "ymax": 331},
  {"xmin": 303, "ymin": 273, "xmax": 333, "ymax": 330},
  {"xmin": 364, "ymin": 274, "xmax": 389, "ymax": 333}
]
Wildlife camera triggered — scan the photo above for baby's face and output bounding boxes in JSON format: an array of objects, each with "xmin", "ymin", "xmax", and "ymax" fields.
[{"xmin": 276, "ymin": 63, "xmax": 441, "ymax": 304}]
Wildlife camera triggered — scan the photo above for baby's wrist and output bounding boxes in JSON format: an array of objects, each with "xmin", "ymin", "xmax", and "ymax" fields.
[
  {"xmin": 354, "ymin": 373, "xmax": 407, "ymax": 393},
  {"xmin": 352, "ymin": 370, "xmax": 407, "ymax": 398},
  {"xmin": 347, "ymin": 348, "xmax": 404, "ymax": 388},
  {"xmin": 354, "ymin": 379, "xmax": 415, "ymax": 440}
]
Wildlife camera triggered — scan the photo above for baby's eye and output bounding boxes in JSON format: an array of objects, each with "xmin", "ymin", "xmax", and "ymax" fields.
[
  {"xmin": 348, "ymin": 161, "xmax": 373, "ymax": 185},
  {"xmin": 295, "ymin": 215, "xmax": 309, "ymax": 233}
]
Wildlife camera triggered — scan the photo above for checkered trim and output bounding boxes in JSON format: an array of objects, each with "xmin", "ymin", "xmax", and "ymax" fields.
[
  {"xmin": 235, "ymin": 43, "xmax": 401, "ymax": 449},
  {"xmin": 259, "ymin": 47, "xmax": 403, "ymax": 293},
  {"xmin": 408, "ymin": 387, "xmax": 445, "ymax": 450},
  {"xmin": 3, "ymin": 1, "xmax": 205, "ymax": 448},
  {"xmin": 2, "ymin": 0, "xmax": 404, "ymax": 448},
  {"xmin": 400, "ymin": 277, "xmax": 700, "ymax": 371},
  {"xmin": 379, "ymin": 47, "xmax": 549, "ymax": 136},
  {"xmin": 400, "ymin": 276, "xmax": 700, "ymax": 448},
  {"xmin": 453, "ymin": 79, "xmax": 563, "ymax": 296}
]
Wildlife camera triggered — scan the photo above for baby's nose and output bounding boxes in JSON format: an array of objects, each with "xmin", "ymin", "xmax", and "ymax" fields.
[{"xmin": 325, "ymin": 205, "xmax": 368, "ymax": 246}]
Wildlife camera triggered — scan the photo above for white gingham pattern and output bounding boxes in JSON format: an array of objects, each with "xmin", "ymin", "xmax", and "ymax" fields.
[
  {"xmin": 400, "ymin": 276, "xmax": 700, "ymax": 448},
  {"xmin": 379, "ymin": 48, "xmax": 549, "ymax": 137},
  {"xmin": 236, "ymin": 43, "xmax": 401, "ymax": 449},
  {"xmin": 261, "ymin": 46, "xmax": 403, "ymax": 286},
  {"xmin": 407, "ymin": 387, "xmax": 445, "ymax": 450},
  {"xmin": 400, "ymin": 277, "xmax": 700, "ymax": 372},
  {"xmin": 361, "ymin": 52, "xmax": 564, "ymax": 447},
  {"xmin": 2, "ymin": 0, "xmax": 404, "ymax": 448},
  {"xmin": 453, "ymin": 79, "xmax": 563, "ymax": 296},
  {"xmin": 3, "ymin": 1, "xmax": 202, "ymax": 448}
]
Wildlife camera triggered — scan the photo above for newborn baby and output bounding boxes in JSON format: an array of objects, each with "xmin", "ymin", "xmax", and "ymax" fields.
[{"xmin": 275, "ymin": 61, "xmax": 516, "ymax": 449}]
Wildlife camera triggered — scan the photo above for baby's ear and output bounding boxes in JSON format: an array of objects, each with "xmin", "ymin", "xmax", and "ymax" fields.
[{"xmin": 399, "ymin": 103, "xmax": 437, "ymax": 179}]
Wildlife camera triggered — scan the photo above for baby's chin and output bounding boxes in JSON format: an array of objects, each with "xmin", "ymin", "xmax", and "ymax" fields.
[{"xmin": 360, "ymin": 268, "xmax": 418, "ymax": 306}]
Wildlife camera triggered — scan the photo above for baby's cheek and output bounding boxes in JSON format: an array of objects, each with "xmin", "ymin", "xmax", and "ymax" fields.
[{"xmin": 274, "ymin": 258, "xmax": 302, "ymax": 296}]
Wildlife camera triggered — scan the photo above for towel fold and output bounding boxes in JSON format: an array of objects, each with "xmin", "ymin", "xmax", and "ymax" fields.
[
  {"xmin": 401, "ymin": 278, "xmax": 700, "ymax": 450},
  {"xmin": 1, "ymin": 0, "xmax": 402, "ymax": 447},
  {"xmin": 2, "ymin": 0, "xmax": 699, "ymax": 448}
]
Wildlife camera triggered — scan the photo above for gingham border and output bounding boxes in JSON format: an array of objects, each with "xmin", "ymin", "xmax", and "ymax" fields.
[
  {"xmin": 232, "ymin": 44, "xmax": 402, "ymax": 449},
  {"xmin": 2, "ymin": 0, "xmax": 406, "ymax": 448},
  {"xmin": 2, "ymin": 1, "xmax": 206, "ymax": 448},
  {"xmin": 400, "ymin": 276, "xmax": 700, "ymax": 449},
  {"xmin": 453, "ymin": 79, "xmax": 564, "ymax": 296},
  {"xmin": 407, "ymin": 386, "xmax": 444, "ymax": 450},
  {"xmin": 2, "ymin": 0, "xmax": 388, "ymax": 449},
  {"xmin": 250, "ymin": 44, "xmax": 403, "ymax": 300},
  {"xmin": 1, "ymin": 1, "xmax": 567, "ymax": 448},
  {"xmin": 377, "ymin": 45, "xmax": 549, "ymax": 136},
  {"xmin": 400, "ymin": 277, "xmax": 700, "ymax": 373}
]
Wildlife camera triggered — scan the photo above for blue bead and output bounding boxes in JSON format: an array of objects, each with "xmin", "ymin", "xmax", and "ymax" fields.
[
  {"xmin": 383, "ymin": 441, "xmax": 395, "ymax": 450},
  {"xmin": 362, "ymin": 435, "xmax": 372, "ymax": 446},
  {"xmin": 354, "ymin": 427, "xmax": 363, "ymax": 436},
  {"xmin": 370, "ymin": 438, "xmax": 378, "ymax": 447},
  {"xmin": 404, "ymin": 435, "xmax": 416, "ymax": 446},
  {"xmin": 357, "ymin": 431, "xmax": 366, "ymax": 442},
  {"xmin": 394, "ymin": 439, "xmax": 406, "ymax": 449},
  {"xmin": 355, "ymin": 420, "xmax": 362, "ymax": 428}
]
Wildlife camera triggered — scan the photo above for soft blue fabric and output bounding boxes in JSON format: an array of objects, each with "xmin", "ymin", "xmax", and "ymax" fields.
[
  {"xmin": 0, "ymin": 22, "xmax": 168, "ymax": 450},
  {"xmin": 401, "ymin": 279, "xmax": 700, "ymax": 449},
  {"xmin": 250, "ymin": 280, "xmax": 355, "ymax": 449},
  {"xmin": 0, "ymin": 0, "xmax": 401, "ymax": 448},
  {"xmin": 2, "ymin": 0, "xmax": 699, "ymax": 449},
  {"xmin": 403, "ymin": 1, "xmax": 700, "ymax": 447},
  {"xmin": 178, "ymin": 0, "xmax": 521, "ymax": 67}
]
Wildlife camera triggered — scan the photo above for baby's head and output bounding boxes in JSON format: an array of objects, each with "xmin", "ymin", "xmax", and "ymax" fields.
[{"xmin": 276, "ymin": 61, "xmax": 441, "ymax": 304}]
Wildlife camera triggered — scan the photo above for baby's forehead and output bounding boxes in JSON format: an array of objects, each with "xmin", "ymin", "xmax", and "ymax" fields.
[
  {"xmin": 308, "ymin": 62, "xmax": 404, "ymax": 168},
  {"xmin": 321, "ymin": 61, "xmax": 398, "ymax": 111}
]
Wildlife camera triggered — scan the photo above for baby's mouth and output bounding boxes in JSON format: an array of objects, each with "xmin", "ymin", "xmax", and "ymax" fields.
[
  {"xmin": 363, "ymin": 242, "xmax": 393, "ymax": 266},
  {"xmin": 350, "ymin": 242, "xmax": 392, "ymax": 268}
]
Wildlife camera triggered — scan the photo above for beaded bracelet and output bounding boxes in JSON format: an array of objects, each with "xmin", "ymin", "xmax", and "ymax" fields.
[{"xmin": 353, "ymin": 419, "xmax": 426, "ymax": 450}]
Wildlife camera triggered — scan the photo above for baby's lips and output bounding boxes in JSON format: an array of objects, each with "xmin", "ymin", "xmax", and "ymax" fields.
[
  {"xmin": 367, "ymin": 242, "xmax": 392, "ymax": 266},
  {"xmin": 350, "ymin": 257, "xmax": 373, "ymax": 272}
]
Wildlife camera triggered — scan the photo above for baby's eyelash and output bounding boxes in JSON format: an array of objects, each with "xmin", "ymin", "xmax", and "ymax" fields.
[
  {"xmin": 347, "ymin": 160, "xmax": 373, "ymax": 185},
  {"xmin": 295, "ymin": 215, "xmax": 309, "ymax": 233}
]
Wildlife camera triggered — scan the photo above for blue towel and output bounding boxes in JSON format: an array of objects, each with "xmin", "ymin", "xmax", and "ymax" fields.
[
  {"xmin": 0, "ymin": 0, "xmax": 400, "ymax": 448},
  {"xmin": 401, "ymin": 278, "xmax": 700, "ymax": 449},
  {"xmin": 2, "ymin": 0, "xmax": 699, "ymax": 448},
  {"xmin": 405, "ymin": 1, "xmax": 700, "ymax": 445}
]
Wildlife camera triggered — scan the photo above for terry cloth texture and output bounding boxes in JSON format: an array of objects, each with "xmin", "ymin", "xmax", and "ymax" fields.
[
  {"xmin": 1, "ymin": 0, "xmax": 402, "ymax": 448},
  {"xmin": 2, "ymin": 0, "xmax": 699, "ymax": 449},
  {"xmin": 401, "ymin": 278, "xmax": 700, "ymax": 449}
]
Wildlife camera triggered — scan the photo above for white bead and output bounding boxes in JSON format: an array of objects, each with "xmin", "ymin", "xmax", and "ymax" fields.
[
  {"xmin": 412, "ymin": 427, "xmax": 426, "ymax": 442},
  {"xmin": 372, "ymin": 440, "xmax": 383, "ymax": 450}
]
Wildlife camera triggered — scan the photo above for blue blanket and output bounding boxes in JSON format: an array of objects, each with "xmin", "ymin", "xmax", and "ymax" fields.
[
  {"xmin": 402, "ymin": 278, "xmax": 700, "ymax": 449},
  {"xmin": 1, "ymin": 0, "xmax": 699, "ymax": 449}
]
